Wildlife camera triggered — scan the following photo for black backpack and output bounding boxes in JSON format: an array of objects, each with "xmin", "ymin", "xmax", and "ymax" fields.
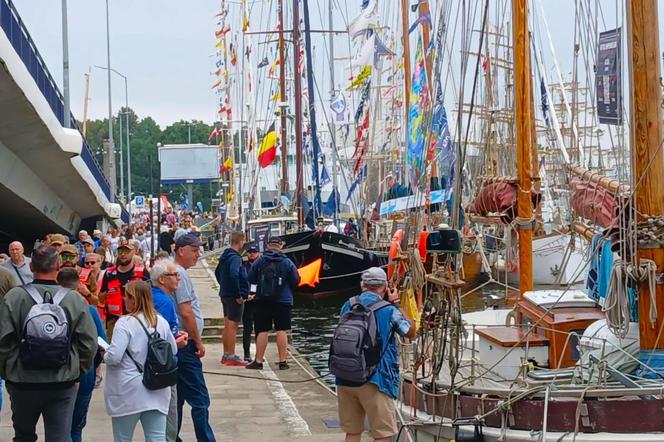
[
  {"xmin": 329, "ymin": 297, "xmax": 391, "ymax": 384},
  {"xmin": 259, "ymin": 260, "xmax": 282, "ymax": 299},
  {"xmin": 127, "ymin": 317, "xmax": 178, "ymax": 390}
]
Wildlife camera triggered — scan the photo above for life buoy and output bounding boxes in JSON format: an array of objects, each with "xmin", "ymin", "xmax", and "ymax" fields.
[{"xmin": 387, "ymin": 230, "xmax": 405, "ymax": 281}]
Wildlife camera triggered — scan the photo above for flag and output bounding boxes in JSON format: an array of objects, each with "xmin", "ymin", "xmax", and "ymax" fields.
[
  {"xmin": 215, "ymin": 25, "xmax": 230, "ymax": 38},
  {"xmin": 297, "ymin": 258, "xmax": 322, "ymax": 288},
  {"xmin": 540, "ymin": 78, "xmax": 550, "ymax": 127},
  {"xmin": 211, "ymin": 80, "xmax": 221, "ymax": 89},
  {"xmin": 268, "ymin": 57, "xmax": 280, "ymax": 77},
  {"xmin": 230, "ymin": 43, "xmax": 237, "ymax": 66},
  {"xmin": 320, "ymin": 165, "xmax": 331, "ymax": 187},
  {"xmin": 323, "ymin": 188, "xmax": 339, "ymax": 216},
  {"xmin": 406, "ymin": 36, "xmax": 429, "ymax": 186},
  {"xmin": 348, "ymin": 0, "xmax": 377, "ymax": 38},
  {"xmin": 208, "ymin": 128, "xmax": 221, "ymax": 142},
  {"xmin": 408, "ymin": 13, "xmax": 432, "ymax": 34},
  {"xmin": 347, "ymin": 65, "xmax": 372, "ymax": 90},
  {"xmin": 346, "ymin": 164, "xmax": 367, "ymax": 202},
  {"xmin": 214, "ymin": 68, "xmax": 222, "ymax": 76},
  {"xmin": 241, "ymin": 0, "xmax": 250, "ymax": 31},
  {"xmin": 257, "ymin": 57, "xmax": 269, "ymax": 68},
  {"xmin": 257, "ymin": 123, "xmax": 277, "ymax": 168},
  {"xmin": 220, "ymin": 157, "xmax": 233, "ymax": 173},
  {"xmin": 271, "ymin": 90, "xmax": 281, "ymax": 101}
]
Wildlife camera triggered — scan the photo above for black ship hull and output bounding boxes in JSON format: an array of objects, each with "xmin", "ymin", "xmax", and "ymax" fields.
[{"xmin": 280, "ymin": 231, "xmax": 387, "ymax": 301}]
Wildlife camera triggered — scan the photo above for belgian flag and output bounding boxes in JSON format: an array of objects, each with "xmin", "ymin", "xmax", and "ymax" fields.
[{"xmin": 257, "ymin": 122, "xmax": 277, "ymax": 168}]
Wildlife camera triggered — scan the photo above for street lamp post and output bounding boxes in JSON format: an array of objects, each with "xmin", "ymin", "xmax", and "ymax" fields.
[
  {"xmin": 104, "ymin": 0, "xmax": 116, "ymax": 200},
  {"xmin": 61, "ymin": 0, "xmax": 70, "ymax": 128},
  {"xmin": 95, "ymin": 65, "xmax": 130, "ymax": 212}
]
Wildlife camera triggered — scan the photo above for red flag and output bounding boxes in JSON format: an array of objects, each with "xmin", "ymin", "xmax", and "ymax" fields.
[{"xmin": 208, "ymin": 128, "xmax": 221, "ymax": 142}]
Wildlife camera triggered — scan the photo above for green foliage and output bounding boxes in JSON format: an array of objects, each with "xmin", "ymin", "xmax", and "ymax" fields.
[{"xmin": 82, "ymin": 110, "xmax": 222, "ymax": 210}]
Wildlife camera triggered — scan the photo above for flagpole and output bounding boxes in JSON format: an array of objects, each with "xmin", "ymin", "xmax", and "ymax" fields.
[
  {"xmin": 278, "ymin": 0, "xmax": 289, "ymax": 195},
  {"xmin": 328, "ymin": 0, "xmax": 339, "ymax": 227},
  {"xmin": 293, "ymin": 0, "xmax": 304, "ymax": 225}
]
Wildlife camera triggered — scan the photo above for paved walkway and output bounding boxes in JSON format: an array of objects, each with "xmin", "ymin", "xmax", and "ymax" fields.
[{"xmin": 0, "ymin": 260, "xmax": 348, "ymax": 442}]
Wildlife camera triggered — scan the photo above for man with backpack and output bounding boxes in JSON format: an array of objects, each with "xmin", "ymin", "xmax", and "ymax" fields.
[
  {"xmin": 246, "ymin": 236, "xmax": 300, "ymax": 370},
  {"xmin": 330, "ymin": 267, "xmax": 416, "ymax": 442},
  {"xmin": 0, "ymin": 245, "xmax": 97, "ymax": 442}
]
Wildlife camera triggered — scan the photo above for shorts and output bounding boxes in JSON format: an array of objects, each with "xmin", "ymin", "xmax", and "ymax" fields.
[
  {"xmin": 254, "ymin": 300, "xmax": 292, "ymax": 333},
  {"xmin": 221, "ymin": 297, "xmax": 244, "ymax": 323},
  {"xmin": 337, "ymin": 383, "xmax": 398, "ymax": 439}
]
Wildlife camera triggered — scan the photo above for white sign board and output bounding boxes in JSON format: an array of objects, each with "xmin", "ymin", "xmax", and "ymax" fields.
[{"xmin": 159, "ymin": 144, "xmax": 220, "ymax": 184}]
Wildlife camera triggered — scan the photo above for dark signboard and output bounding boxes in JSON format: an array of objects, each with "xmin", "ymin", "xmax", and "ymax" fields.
[
  {"xmin": 596, "ymin": 28, "xmax": 622, "ymax": 125},
  {"xmin": 253, "ymin": 225, "xmax": 270, "ymax": 252}
]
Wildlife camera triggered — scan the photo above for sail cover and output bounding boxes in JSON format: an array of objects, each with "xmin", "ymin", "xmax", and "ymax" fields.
[
  {"xmin": 467, "ymin": 182, "xmax": 541, "ymax": 224},
  {"xmin": 570, "ymin": 178, "xmax": 618, "ymax": 228}
]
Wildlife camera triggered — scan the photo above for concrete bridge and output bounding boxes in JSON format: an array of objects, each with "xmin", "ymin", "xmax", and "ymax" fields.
[{"xmin": 0, "ymin": 0, "xmax": 125, "ymax": 247}]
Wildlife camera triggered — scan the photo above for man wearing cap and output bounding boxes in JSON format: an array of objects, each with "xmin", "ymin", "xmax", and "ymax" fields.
[
  {"xmin": 47, "ymin": 233, "xmax": 66, "ymax": 253},
  {"xmin": 60, "ymin": 245, "xmax": 98, "ymax": 307},
  {"xmin": 3, "ymin": 241, "xmax": 33, "ymax": 286},
  {"xmin": 241, "ymin": 243, "xmax": 261, "ymax": 362},
  {"xmin": 246, "ymin": 236, "xmax": 300, "ymax": 370},
  {"xmin": 92, "ymin": 229, "xmax": 103, "ymax": 248},
  {"xmin": 99, "ymin": 242, "xmax": 149, "ymax": 338},
  {"xmin": 173, "ymin": 234, "xmax": 215, "ymax": 442},
  {"xmin": 215, "ymin": 231, "xmax": 249, "ymax": 366},
  {"xmin": 335, "ymin": 267, "xmax": 416, "ymax": 442}
]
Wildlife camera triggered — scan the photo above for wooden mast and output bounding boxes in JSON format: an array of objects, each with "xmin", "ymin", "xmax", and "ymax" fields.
[
  {"xmin": 627, "ymin": 0, "xmax": 664, "ymax": 351},
  {"xmin": 293, "ymin": 0, "xmax": 304, "ymax": 225},
  {"xmin": 277, "ymin": 0, "xmax": 289, "ymax": 195},
  {"xmin": 513, "ymin": 0, "xmax": 533, "ymax": 296}
]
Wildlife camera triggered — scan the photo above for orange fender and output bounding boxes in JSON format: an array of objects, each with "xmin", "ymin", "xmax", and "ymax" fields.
[
  {"xmin": 387, "ymin": 230, "xmax": 405, "ymax": 281},
  {"xmin": 417, "ymin": 230, "xmax": 430, "ymax": 262}
]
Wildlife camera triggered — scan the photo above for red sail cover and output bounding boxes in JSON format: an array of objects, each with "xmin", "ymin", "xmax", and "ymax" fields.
[
  {"xmin": 570, "ymin": 178, "xmax": 618, "ymax": 228},
  {"xmin": 468, "ymin": 182, "xmax": 541, "ymax": 224}
]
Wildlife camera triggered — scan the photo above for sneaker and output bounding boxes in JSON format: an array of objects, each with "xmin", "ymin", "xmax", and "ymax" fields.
[
  {"xmin": 246, "ymin": 360, "xmax": 264, "ymax": 370},
  {"xmin": 243, "ymin": 353, "xmax": 252, "ymax": 362},
  {"xmin": 278, "ymin": 361, "xmax": 290, "ymax": 370},
  {"xmin": 221, "ymin": 354, "xmax": 249, "ymax": 367}
]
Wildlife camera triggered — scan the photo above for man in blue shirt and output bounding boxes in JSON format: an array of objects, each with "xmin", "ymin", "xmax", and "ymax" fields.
[
  {"xmin": 335, "ymin": 267, "xmax": 415, "ymax": 442},
  {"xmin": 151, "ymin": 258, "xmax": 189, "ymax": 442},
  {"xmin": 214, "ymin": 231, "xmax": 249, "ymax": 366},
  {"xmin": 246, "ymin": 237, "xmax": 300, "ymax": 370}
]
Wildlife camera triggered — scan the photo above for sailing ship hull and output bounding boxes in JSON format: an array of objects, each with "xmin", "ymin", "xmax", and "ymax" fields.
[{"xmin": 280, "ymin": 231, "xmax": 388, "ymax": 301}]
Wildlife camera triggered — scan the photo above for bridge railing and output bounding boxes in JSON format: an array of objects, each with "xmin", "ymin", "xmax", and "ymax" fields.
[{"xmin": 0, "ymin": 0, "xmax": 111, "ymax": 200}]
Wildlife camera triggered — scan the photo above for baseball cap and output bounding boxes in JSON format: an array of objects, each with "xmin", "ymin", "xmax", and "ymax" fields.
[
  {"xmin": 361, "ymin": 267, "xmax": 387, "ymax": 285},
  {"xmin": 246, "ymin": 243, "xmax": 259, "ymax": 253},
  {"xmin": 268, "ymin": 236, "xmax": 283, "ymax": 245},
  {"xmin": 83, "ymin": 238, "xmax": 95, "ymax": 246},
  {"xmin": 175, "ymin": 233, "xmax": 202, "ymax": 249},
  {"xmin": 60, "ymin": 244, "xmax": 78, "ymax": 255},
  {"xmin": 48, "ymin": 233, "xmax": 66, "ymax": 246},
  {"xmin": 118, "ymin": 242, "xmax": 135, "ymax": 251}
]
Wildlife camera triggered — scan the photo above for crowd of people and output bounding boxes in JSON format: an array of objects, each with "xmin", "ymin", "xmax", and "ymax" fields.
[{"xmin": 0, "ymin": 207, "xmax": 414, "ymax": 441}]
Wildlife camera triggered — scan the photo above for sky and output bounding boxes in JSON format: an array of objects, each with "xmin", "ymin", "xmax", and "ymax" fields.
[{"xmin": 11, "ymin": 1, "xmax": 664, "ymax": 130}]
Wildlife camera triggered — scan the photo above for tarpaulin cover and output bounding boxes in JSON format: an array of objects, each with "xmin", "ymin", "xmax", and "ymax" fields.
[
  {"xmin": 570, "ymin": 178, "xmax": 618, "ymax": 228},
  {"xmin": 467, "ymin": 182, "xmax": 541, "ymax": 224}
]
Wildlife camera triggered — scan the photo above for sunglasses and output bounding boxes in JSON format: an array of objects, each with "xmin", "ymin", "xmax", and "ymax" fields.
[
  {"xmin": 84, "ymin": 261, "xmax": 98, "ymax": 265},
  {"xmin": 60, "ymin": 254, "xmax": 77, "ymax": 260}
]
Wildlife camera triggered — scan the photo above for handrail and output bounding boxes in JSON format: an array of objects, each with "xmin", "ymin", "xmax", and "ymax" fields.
[{"xmin": 0, "ymin": 0, "xmax": 111, "ymax": 200}]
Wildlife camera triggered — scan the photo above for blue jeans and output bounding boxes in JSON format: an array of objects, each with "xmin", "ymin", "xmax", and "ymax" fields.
[
  {"xmin": 111, "ymin": 410, "xmax": 166, "ymax": 442},
  {"xmin": 177, "ymin": 341, "xmax": 216, "ymax": 442},
  {"xmin": 70, "ymin": 384, "xmax": 93, "ymax": 442}
]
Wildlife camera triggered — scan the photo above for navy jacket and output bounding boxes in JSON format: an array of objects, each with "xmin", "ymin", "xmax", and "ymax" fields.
[
  {"xmin": 248, "ymin": 250, "xmax": 300, "ymax": 305},
  {"xmin": 215, "ymin": 248, "xmax": 249, "ymax": 299}
]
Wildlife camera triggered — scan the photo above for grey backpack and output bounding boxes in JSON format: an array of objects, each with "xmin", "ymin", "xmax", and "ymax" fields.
[
  {"xmin": 329, "ymin": 297, "xmax": 391, "ymax": 383},
  {"xmin": 20, "ymin": 285, "xmax": 71, "ymax": 370}
]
